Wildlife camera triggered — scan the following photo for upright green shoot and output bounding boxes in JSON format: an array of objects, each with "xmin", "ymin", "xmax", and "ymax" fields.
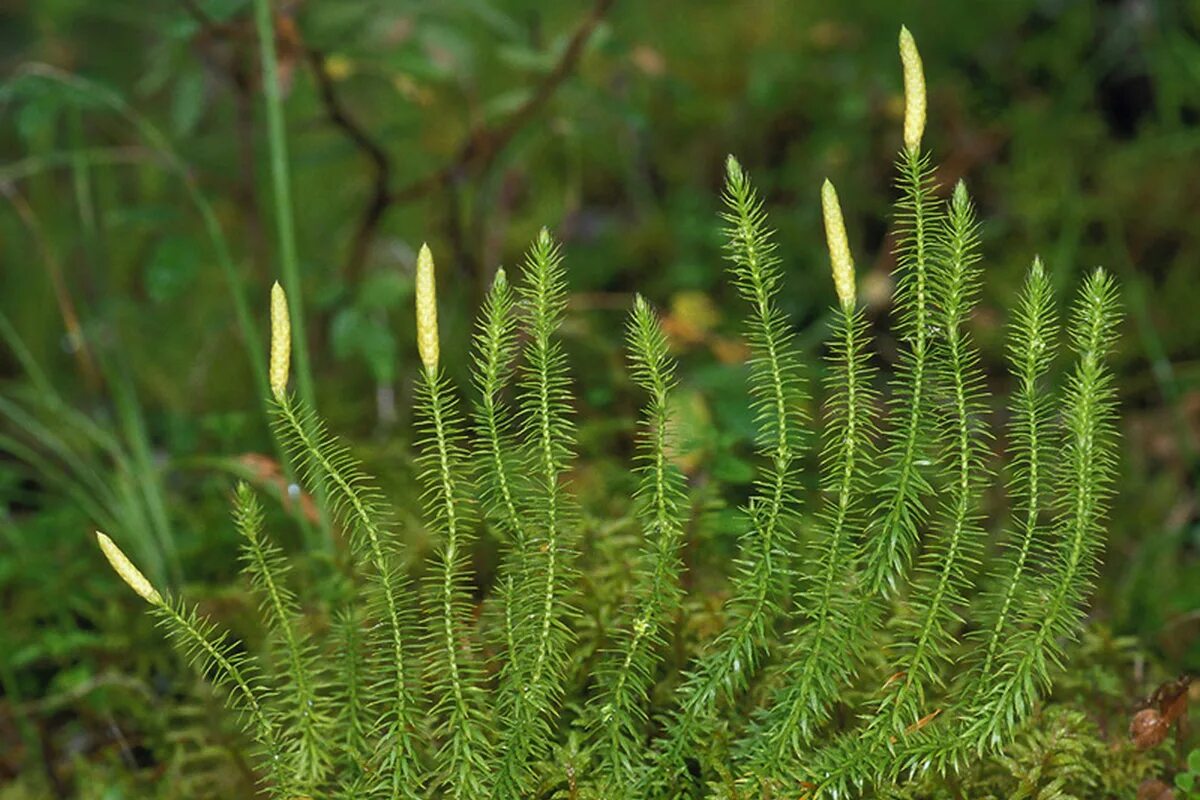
[
  {"xmin": 863, "ymin": 28, "xmax": 941, "ymax": 595},
  {"xmin": 493, "ymin": 230, "xmax": 579, "ymax": 798},
  {"xmin": 747, "ymin": 180, "xmax": 877, "ymax": 782},
  {"xmin": 268, "ymin": 286, "xmax": 424, "ymax": 799},
  {"xmin": 94, "ymin": 532, "xmax": 286, "ymax": 794},
  {"xmin": 235, "ymin": 483, "xmax": 331, "ymax": 790},
  {"xmin": 587, "ymin": 296, "xmax": 686, "ymax": 794},
  {"xmin": 967, "ymin": 269, "xmax": 1120, "ymax": 755},
  {"xmin": 252, "ymin": 0, "xmax": 315, "ymax": 414},
  {"xmin": 876, "ymin": 181, "xmax": 987, "ymax": 735},
  {"xmin": 471, "ymin": 268, "xmax": 524, "ymax": 547},
  {"xmin": 469, "ymin": 267, "xmax": 528, "ymax": 697},
  {"xmin": 646, "ymin": 156, "xmax": 807, "ymax": 795},
  {"xmin": 971, "ymin": 258, "xmax": 1058, "ymax": 687},
  {"xmin": 413, "ymin": 245, "xmax": 493, "ymax": 797}
]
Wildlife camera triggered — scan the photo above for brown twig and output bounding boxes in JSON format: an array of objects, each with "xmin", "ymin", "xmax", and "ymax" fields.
[
  {"xmin": 340, "ymin": 0, "xmax": 615, "ymax": 279},
  {"xmin": 305, "ymin": 47, "xmax": 393, "ymax": 284},
  {"xmin": 178, "ymin": 0, "xmax": 268, "ymax": 279},
  {"xmin": 177, "ymin": 0, "xmax": 614, "ymax": 282}
]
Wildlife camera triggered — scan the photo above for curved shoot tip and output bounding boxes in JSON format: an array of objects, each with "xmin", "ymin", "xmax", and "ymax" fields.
[
  {"xmin": 95, "ymin": 531, "xmax": 163, "ymax": 605},
  {"xmin": 899, "ymin": 25, "xmax": 926, "ymax": 153},
  {"xmin": 269, "ymin": 281, "xmax": 291, "ymax": 400},
  {"xmin": 416, "ymin": 243, "xmax": 439, "ymax": 372},
  {"xmin": 725, "ymin": 154, "xmax": 744, "ymax": 182},
  {"xmin": 821, "ymin": 179, "xmax": 856, "ymax": 310},
  {"xmin": 952, "ymin": 179, "xmax": 969, "ymax": 205}
]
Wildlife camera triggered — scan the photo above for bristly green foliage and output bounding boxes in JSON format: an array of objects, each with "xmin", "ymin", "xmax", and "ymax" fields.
[
  {"xmin": 875, "ymin": 179, "xmax": 988, "ymax": 736},
  {"xmin": 492, "ymin": 229, "xmax": 581, "ymax": 799},
  {"xmin": 467, "ymin": 268, "xmax": 528, "ymax": 767},
  {"xmin": 271, "ymin": 396, "xmax": 425, "ymax": 799},
  {"xmin": 98, "ymin": 27, "xmax": 1125, "ymax": 800},
  {"xmin": 970, "ymin": 257, "xmax": 1059, "ymax": 690},
  {"xmin": 151, "ymin": 599, "xmax": 285, "ymax": 792},
  {"xmin": 744, "ymin": 296, "xmax": 878, "ymax": 781},
  {"xmin": 234, "ymin": 482, "xmax": 331, "ymax": 792},
  {"xmin": 585, "ymin": 295, "xmax": 687, "ymax": 795},
  {"xmin": 795, "ymin": 264, "xmax": 1120, "ymax": 797},
  {"xmin": 863, "ymin": 146, "xmax": 942, "ymax": 596},
  {"xmin": 895, "ymin": 703, "xmax": 1162, "ymax": 800},
  {"xmin": 643, "ymin": 155, "xmax": 808, "ymax": 797},
  {"xmin": 470, "ymin": 268, "xmax": 523, "ymax": 547},
  {"xmin": 415, "ymin": 364, "xmax": 493, "ymax": 798},
  {"xmin": 964, "ymin": 267, "xmax": 1121, "ymax": 758},
  {"xmin": 468, "ymin": 267, "xmax": 527, "ymax": 740},
  {"xmin": 331, "ymin": 606, "xmax": 372, "ymax": 794}
]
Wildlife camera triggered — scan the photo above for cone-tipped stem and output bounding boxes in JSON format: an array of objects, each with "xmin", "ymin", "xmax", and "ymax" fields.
[
  {"xmin": 821, "ymin": 179, "xmax": 856, "ymax": 310},
  {"xmin": 416, "ymin": 243, "xmax": 439, "ymax": 372},
  {"xmin": 269, "ymin": 282, "xmax": 291, "ymax": 399},
  {"xmin": 96, "ymin": 531, "xmax": 163, "ymax": 605},
  {"xmin": 899, "ymin": 26, "xmax": 926, "ymax": 152}
]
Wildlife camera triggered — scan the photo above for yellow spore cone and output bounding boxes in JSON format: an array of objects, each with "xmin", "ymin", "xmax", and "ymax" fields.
[
  {"xmin": 416, "ymin": 243, "xmax": 439, "ymax": 372},
  {"xmin": 269, "ymin": 282, "xmax": 291, "ymax": 399},
  {"xmin": 821, "ymin": 179, "xmax": 856, "ymax": 310},
  {"xmin": 95, "ymin": 531, "xmax": 163, "ymax": 605},
  {"xmin": 899, "ymin": 26, "xmax": 926, "ymax": 153}
]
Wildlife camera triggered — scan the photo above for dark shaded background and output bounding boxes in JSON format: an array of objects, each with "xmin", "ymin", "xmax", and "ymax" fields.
[{"xmin": 2, "ymin": 0, "xmax": 1199, "ymax": 795}]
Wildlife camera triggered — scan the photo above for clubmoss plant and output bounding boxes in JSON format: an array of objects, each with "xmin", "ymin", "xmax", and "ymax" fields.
[{"xmin": 95, "ymin": 26, "xmax": 1122, "ymax": 799}]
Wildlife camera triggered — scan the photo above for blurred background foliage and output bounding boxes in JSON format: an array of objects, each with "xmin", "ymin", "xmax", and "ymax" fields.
[{"xmin": 2, "ymin": 0, "xmax": 1199, "ymax": 796}]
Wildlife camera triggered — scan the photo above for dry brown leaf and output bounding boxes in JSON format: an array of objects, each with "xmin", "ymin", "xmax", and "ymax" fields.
[{"xmin": 1137, "ymin": 778, "xmax": 1175, "ymax": 800}]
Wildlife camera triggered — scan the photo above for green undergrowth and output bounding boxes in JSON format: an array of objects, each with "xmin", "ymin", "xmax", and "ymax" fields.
[{"xmin": 79, "ymin": 28, "xmax": 1153, "ymax": 800}]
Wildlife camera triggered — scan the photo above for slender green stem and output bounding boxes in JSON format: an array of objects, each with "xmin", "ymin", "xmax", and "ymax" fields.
[
  {"xmin": 480, "ymin": 381, "xmax": 525, "ymax": 546},
  {"xmin": 590, "ymin": 298, "xmax": 684, "ymax": 793},
  {"xmin": 975, "ymin": 270, "xmax": 1118, "ymax": 751},
  {"xmin": 251, "ymin": 1, "xmax": 332, "ymax": 553},
  {"xmin": 757, "ymin": 305, "xmax": 872, "ymax": 770},
  {"xmin": 647, "ymin": 158, "xmax": 804, "ymax": 795},
  {"xmin": 493, "ymin": 232, "xmax": 574, "ymax": 799},
  {"xmin": 252, "ymin": 0, "xmax": 315, "ymax": 412},
  {"xmin": 274, "ymin": 398, "xmax": 422, "ymax": 797},
  {"xmin": 419, "ymin": 366, "xmax": 490, "ymax": 796},
  {"xmin": 865, "ymin": 148, "xmax": 938, "ymax": 595},
  {"xmin": 976, "ymin": 262, "xmax": 1055, "ymax": 684},
  {"xmin": 157, "ymin": 601, "xmax": 286, "ymax": 789},
  {"xmin": 429, "ymin": 370, "xmax": 469, "ymax": 715},
  {"xmin": 237, "ymin": 485, "xmax": 325, "ymax": 788},
  {"xmin": 882, "ymin": 183, "xmax": 982, "ymax": 734}
]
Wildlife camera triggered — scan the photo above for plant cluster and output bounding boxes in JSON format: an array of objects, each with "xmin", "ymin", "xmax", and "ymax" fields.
[
  {"xmin": 1176, "ymin": 749, "xmax": 1200, "ymax": 798},
  {"xmin": 94, "ymin": 28, "xmax": 1122, "ymax": 799}
]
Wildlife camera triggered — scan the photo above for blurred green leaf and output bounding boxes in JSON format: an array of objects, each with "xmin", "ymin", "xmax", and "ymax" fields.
[
  {"xmin": 331, "ymin": 306, "xmax": 398, "ymax": 384},
  {"xmin": 170, "ymin": 69, "xmax": 205, "ymax": 137},
  {"xmin": 144, "ymin": 237, "xmax": 200, "ymax": 304},
  {"xmin": 356, "ymin": 269, "xmax": 410, "ymax": 310}
]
